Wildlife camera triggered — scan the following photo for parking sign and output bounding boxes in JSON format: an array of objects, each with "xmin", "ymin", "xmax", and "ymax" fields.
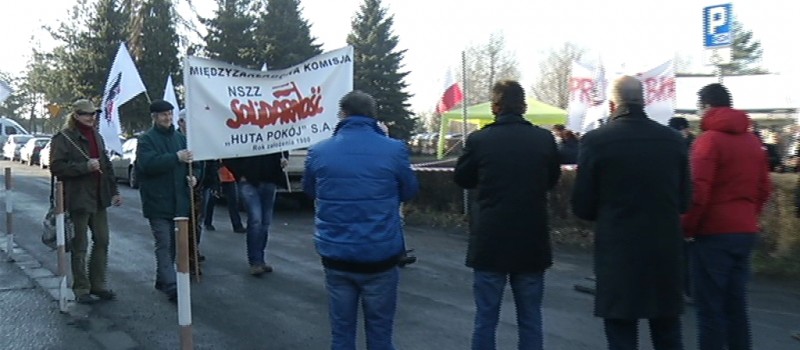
[{"xmin": 703, "ymin": 3, "xmax": 733, "ymax": 48}]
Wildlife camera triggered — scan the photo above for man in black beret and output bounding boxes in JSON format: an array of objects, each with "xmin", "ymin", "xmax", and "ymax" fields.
[{"xmin": 135, "ymin": 100, "xmax": 198, "ymax": 302}]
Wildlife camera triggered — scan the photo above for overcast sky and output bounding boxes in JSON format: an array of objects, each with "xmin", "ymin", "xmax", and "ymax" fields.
[{"xmin": 2, "ymin": 0, "xmax": 797, "ymax": 112}]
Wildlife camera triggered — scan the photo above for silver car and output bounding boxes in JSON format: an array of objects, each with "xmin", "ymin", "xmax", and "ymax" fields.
[
  {"xmin": 39, "ymin": 141, "xmax": 52, "ymax": 169},
  {"xmin": 110, "ymin": 138, "xmax": 138, "ymax": 188},
  {"xmin": 3, "ymin": 135, "xmax": 34, "ymax": 161}
]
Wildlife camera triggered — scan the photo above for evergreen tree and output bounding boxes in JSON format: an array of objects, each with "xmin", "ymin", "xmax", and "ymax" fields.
[
  {"xmin": 80, "ymin": 0, "xmax": 132, "ymax": 98},
  {"xmin": 201, "ymin": 0, "xmax": 259, "ymax": 68},
  {"xmin": 252, "ymin": 0, "xmax": 322, "ymax": 70},
  {"xmin": 347, "ymin": 0, "xmax": 415, "ymax": 140},
  {"xmin": 721, "ymin": 20, "xmax": 766, "ymax": 75},
  {"xmin": 124, "ymin": 0, "xmax": 181, "ymax": 132}
]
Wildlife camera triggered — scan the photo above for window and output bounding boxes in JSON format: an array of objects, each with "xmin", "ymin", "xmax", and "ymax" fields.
[{"xmin": 5, "ymin": 126, "xmax": 16, "ymax": 135}]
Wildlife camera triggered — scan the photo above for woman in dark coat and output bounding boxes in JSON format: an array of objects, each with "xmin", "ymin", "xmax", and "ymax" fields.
[{"xmin": 571, "ymin": 76, "xmax": 691, "ymax": 350}]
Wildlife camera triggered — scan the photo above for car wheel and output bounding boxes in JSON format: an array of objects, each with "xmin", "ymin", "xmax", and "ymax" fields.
[{"xmin": 128, "ymin": 166, "xmax": 138, "ymax": 189}]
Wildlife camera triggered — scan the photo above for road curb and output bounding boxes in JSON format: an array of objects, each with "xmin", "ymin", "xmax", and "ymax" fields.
[{"xmin": 0, "ymin": 234, "xmax": 140, "ymax": 350}]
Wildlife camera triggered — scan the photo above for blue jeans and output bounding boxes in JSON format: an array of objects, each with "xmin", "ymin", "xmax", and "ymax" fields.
[
  {"xmin": 149, "ymin": 218, "xmax": 176, "ymax": 293},
  {"xmin": 221, "ymin": 182, "xmax": 244, "ymax": 229},
  {"xmin": 325, "ymin": 267, "xmax": 399, "ymax": 350},
  {"xmin": 239, "ymin": 181, "xmax": 277, "ymax": 265},
  {"xmin": 472, "ymin": 270, "xmax": 545, "ymax": 350},
  {"xmin": 692, "ymin": 234, "xmax": 757, "ymax": 350}
]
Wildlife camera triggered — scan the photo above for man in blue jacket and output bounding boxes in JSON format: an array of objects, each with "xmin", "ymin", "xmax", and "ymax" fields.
[{"xmin": 303, "ymin": 90, "xmax": 419, "ymax": 350}]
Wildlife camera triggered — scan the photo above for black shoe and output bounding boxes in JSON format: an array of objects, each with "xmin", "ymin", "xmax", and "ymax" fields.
[
  {"xmin": 154, "ymin": 281, "xmax": 164, "ymax": 291},
  {"xmin": 204, "ymin": 225, "xmax": 216, "ymax": 231},
  {"xmin": 76, "ymin": 294, "xmax": 100, "ymax": 304},
  {"xmin": 90, "ymin": 289, "xmax": 117, "ymax": 301},
  {"xmin": 198, "ymin": 255, "xmax": 206, "ymax": 262},
  {"xmin": 167, "ymin": 290, "xmax": 178, "ymax": 303},
  {"xmin": 233, "ymin": 226, "xmax": 246, "ymax": 234},
  {"xmin": 398, "ymin": 251, "xmax": 417, "ymax": 268}
]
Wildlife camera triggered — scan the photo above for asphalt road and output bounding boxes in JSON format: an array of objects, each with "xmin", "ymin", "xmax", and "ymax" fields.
[{"xmin": 1, "ymin": 159, "xmax": 799, "ymax": 349}]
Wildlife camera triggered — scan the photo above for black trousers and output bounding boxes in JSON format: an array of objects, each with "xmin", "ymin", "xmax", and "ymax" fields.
[{"xmin": 604, "ymin": 317, "xmax": 683, "ymax": 350}]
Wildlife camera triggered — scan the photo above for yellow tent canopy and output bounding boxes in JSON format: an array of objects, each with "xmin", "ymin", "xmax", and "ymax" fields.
[{"xmin": 437, "ymin": 98, "xmax": 567, "ymax": 158}]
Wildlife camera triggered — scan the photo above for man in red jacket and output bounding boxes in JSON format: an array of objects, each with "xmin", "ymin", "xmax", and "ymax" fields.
[{"xmin": 683, "ymin": 83, "xmax": 772, "ymax": 350}]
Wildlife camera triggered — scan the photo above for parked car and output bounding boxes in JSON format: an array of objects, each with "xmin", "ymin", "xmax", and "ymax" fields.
[
  {"xmin": 3, "ymin": 135, "xmax": 34, "ymax": 161},
  {"xmin": 19, "ymin": 137, "xmax": 51, "ymax": 166},
  {"xmin": 39, "ymin": 140, "xmax": 52, "ymax": 169},
  {"xmin": 110, "ymin": 138, "xmax": 138, "ymax": 188},
  {"xmin": 0, "ymin": 117, "xmax": 29, "ymax": 157}
]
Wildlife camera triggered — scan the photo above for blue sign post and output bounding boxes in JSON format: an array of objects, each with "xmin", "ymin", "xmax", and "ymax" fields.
[
  {"xmin": 703, "ymin": 3, "xmax": 733, "ymax": 82},
  {"xmin": 703, "ymin": 4, "xmax": 733, "ymax": 48}
]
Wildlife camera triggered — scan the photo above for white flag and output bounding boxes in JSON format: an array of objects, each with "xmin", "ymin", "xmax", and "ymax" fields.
[
  {"xmin": 0, "ymin": 80, "xmax": 12, "ymax": 104},
  {"xmin": 163, "ymin": 76, "xmax": 180, "ymax": 128},
  {"xmin": 98, "ymin": 43, "xmax": 147, "ymax": 155}
]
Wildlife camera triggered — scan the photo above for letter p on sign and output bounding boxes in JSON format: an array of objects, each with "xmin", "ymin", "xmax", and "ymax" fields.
[{"xmin": 703, "ymin": 4, "xmax": 733, "ymax": 48}]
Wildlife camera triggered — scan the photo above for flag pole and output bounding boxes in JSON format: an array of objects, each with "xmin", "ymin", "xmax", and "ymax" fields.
[{"xmin": 461, "ymin": 51, "xmax": 469, "ymax": 216}]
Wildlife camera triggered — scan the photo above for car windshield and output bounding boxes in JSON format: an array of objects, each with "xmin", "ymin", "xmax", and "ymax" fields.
[{"xmin": 35, "ymin": 139, "xmax": 49, "ymax": 147}]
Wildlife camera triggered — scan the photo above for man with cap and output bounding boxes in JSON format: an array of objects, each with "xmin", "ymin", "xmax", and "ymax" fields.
[
  {"xmin": 135, "ymin": 100, "xmax": 197, "ymax": 302},
  {"xmin": 572, "ymin": 76, "xmax": 690, "ymax": 350},
  {"xmin": 50, "ymin": 99, "xmax": 122, "ymax": 304}
]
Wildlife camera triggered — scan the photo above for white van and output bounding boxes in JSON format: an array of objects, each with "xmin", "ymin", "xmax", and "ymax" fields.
[{"xmin": 0, "ymin": 117, "xmax": 30, "ymax": 157}]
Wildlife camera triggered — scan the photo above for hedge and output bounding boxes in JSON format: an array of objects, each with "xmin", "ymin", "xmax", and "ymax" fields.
[{"xmin": 404, "ymin": 169, "xmax": 800, "ymax": 278}]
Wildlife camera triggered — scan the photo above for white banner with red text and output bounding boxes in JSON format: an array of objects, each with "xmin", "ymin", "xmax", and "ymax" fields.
[
  {"xmin": 638, "ymin": 60, "xmax": 675, "ymax": 125},
  {"xmin": 567, "ymin": 60, "xmax": 675, "ymax": 131},
  {"xmin": 184, "ymin": 46, "xmax": 354, "ymax": 161}
]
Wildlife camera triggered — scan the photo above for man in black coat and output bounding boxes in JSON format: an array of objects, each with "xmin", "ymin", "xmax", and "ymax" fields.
[
  {"xmin": 571, "ymin": 76, "xmax": 691, "ymax": 350},
  {"xmin": 454, "ymin": 80, "xmax": 561, "ymax": 350}
]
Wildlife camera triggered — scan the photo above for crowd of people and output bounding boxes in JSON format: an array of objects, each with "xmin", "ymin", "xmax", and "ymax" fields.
[{"xmin": 46, "ymin": 76, "xmax": 787, "ymax": 349}]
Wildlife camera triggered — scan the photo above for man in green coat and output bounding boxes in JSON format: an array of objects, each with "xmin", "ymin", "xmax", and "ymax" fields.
[
  {"xmin": 136, "ymin": 100, "xmax": 196, "ymax": 302},
  {"xmin": 50, "ymin": 99, "xmax": 122, "ymax": 304}
]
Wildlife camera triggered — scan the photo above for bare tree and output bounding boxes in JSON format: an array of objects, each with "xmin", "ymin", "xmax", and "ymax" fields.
[
  {"xmin": 531, "ymin": 42, "xmax": 585, "ymax": 109},
  {"xmin": 461, "ymin": 33, "xmax": 520, "ymax": 106}
]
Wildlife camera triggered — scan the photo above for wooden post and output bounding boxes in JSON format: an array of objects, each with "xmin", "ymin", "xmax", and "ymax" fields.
[
  {"xmin": 187, "ymin": 166, "xmax": 200, "ymax": 282},
  {"xmin": 55, "ymin": 181, "xmax": 70, "ymax": 311},
  {"xmin": 174, "ymin": 217, "xmax": 193, "ymax": 350},
  {"xmin": 4, "ymin": 167, "xmax": 12, "ymax": 261}
]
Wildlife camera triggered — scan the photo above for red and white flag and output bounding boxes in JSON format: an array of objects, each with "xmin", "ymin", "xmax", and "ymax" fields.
[
  {"xmin": 436, "ymin": 69, "xmax": 463, "ymax": 114},
  {"xmin": 98, "ymin": 42, "xmax": 147, "ymax": 154}
]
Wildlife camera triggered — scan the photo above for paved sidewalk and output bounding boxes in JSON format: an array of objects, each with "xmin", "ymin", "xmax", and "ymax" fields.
[
  {"xmin": 0, "ymin": 250, "xmax": 101, "ymax": 349},
  {"xmin": 0, "ymin": 235, "xmax": 138, "ymax": 350}
]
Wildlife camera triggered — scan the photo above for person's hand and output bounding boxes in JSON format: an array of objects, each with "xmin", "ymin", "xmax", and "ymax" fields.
[
  {"xmin": 176, "ymin": 150, "xmax": 193, "ymax": 163},
  {"xmin": 87, "ymin": 158, "xmax": 101, "ymax": 172},
  {"xmin": 280, "ymin": 158, "xmax": 288, "ymax": 169},
  {"xmin": 684, "ymin": 237, "xmax": 695, "ymax": 243},
  {"xmin": 240, "ymin": 176, "xmax": 247, "ymax": 182},
  {"xmin": 187, "ymin": 175, "xmax": 197, "ymax": 188},
  {"xmin": 111, "ymin": 195, "xmax": 122, "ymax": 207}
]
